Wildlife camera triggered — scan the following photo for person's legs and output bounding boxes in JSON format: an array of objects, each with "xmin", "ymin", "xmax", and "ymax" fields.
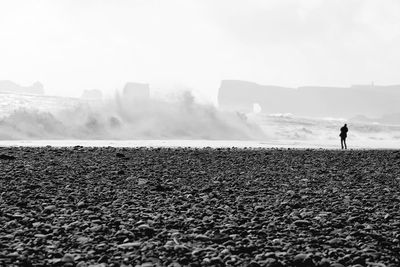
[
  {"xmin": 344, "ymin": 138, "xmax": 347, "ymax": 149},
  {"xmin": 341, "ymin": 138, "xmax": 344, "ymax": 149}
]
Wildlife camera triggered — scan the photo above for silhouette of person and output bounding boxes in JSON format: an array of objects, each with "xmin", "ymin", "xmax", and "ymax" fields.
[{"xmin": 340, "ymin": 124, "xmax": 348, "ymax": 149}]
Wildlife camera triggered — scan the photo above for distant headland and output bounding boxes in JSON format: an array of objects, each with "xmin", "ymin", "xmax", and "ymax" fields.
[{"xmin": 218, "ymin": 80, "xmax": 400, "ymax": 118}]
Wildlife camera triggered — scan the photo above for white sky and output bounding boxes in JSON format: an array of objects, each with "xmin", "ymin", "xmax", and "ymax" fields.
[{"xmin": 1, "ymin": 0, "xmax": 400, "ymax": 101}]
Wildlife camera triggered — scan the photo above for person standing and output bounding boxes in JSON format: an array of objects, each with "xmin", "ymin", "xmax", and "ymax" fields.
[{"xmin": 340, "ymin": 124, "xmax": 348, "ymax": 149}]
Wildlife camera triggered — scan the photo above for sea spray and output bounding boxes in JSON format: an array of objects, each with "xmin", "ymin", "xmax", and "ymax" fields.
[{"xmin": 0, "ymin": 91, "xmax": 266, "ymax": 140}]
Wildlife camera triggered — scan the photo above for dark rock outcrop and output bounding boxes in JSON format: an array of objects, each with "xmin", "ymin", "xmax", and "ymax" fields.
[
  {"xmin": 218, "ymin": 80, "xmax": 400, "ymax": 117},
  {"xmin": 0, "ymin": 80, "xmax": 44, "ymax": 95},
  {"xmin": 81, "ymin": 89, "xmax": 103, "ymax": 100}
]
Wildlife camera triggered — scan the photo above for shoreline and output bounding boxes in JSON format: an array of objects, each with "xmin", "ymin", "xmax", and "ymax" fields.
[{"xmin": 0, "ymin": 139, "xmax": 398, "ymax": 150}]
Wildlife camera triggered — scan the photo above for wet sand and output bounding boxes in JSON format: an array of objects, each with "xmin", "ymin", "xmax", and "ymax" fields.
[{"xmin": 0, "ymin": 147, "xmax": 399, "ymax": 266}]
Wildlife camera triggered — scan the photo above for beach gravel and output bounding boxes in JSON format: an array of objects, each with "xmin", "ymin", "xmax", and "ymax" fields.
[{"xmin": 0, "ymin": 147, "xmax": 400, "ymax": 266}]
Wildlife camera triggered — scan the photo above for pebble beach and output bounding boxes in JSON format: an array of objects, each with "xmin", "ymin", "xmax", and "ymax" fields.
[{"xmin": 1, "ymin": 147, "xmax": 400, "ymax": 267}]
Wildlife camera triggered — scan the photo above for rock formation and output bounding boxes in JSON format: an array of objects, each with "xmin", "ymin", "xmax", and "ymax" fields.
[
  {"xmin": 0, "ymin": 80, "xmax": 44, "ymax": 95},
  {"xmin": 218, "ymin": 80, "xmax": 400, "ymax": 118},
  {"xmin": 122, "ymin": 82, "xmax": 150, "ymax": 103},
  {"xmin": 81, "ymin": 89, "xmax": 103, "ymax": 100}
]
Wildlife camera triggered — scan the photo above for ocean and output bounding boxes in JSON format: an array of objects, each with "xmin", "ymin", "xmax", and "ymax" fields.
[{"xmin": 0, "ymin": 92, "xmax": 399, "ymax": 149}]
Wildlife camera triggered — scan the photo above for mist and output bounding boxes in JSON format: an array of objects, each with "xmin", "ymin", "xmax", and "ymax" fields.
[{"xmin": 0, "ymin": 91, "xmax": 265, "ymax": 140}]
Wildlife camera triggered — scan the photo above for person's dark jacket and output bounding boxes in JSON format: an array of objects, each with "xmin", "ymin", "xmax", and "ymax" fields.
[{"xmin": 340, "ymin": 126, "xmax": 348, "ymax": 138}]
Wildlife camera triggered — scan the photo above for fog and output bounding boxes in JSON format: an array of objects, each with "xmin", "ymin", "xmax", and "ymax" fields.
[{"xmin": 2, "ymin": 1, "xmax": 400, "ymax": 97}]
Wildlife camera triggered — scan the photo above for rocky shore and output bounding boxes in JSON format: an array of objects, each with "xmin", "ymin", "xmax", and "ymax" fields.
[{"xmin": 1, "ymin": 147, "xmax": 399, "ymax": 267}]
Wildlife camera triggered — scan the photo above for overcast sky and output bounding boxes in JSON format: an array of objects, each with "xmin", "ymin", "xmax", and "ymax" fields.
[{"xmin": 1, "ymin": 0, "xmax": 400, "ymax": 100}]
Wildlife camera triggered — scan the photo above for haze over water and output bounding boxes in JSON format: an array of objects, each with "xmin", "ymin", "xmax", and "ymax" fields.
[{"xmin": 0, "ymin": 87, "xmax": 399, "ymax": 149}]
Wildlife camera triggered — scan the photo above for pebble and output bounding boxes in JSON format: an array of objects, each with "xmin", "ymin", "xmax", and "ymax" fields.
[
  {"xmin": 34, "ymin": 234, "xmax": 47, "ymax": 238},
  {"xmin": 194, "ymin": 234, "xmax": 210, "ymax": 240},
  {"xmin": 293, "ymin": 220, "xmax": 311, "ymax": 227},
  {"xmin": 293, "ymin": 253, "xmax": 315, "ymax": 267},
  {"xmin": 44, "ymin": 205, "xmax": 56, "ymax": 211},
  {"xmin": 137, "ymin": 224, "xmax": 150, "ymax": 230},
  {"xmin": 328, "ymin": 238, "xmax": 343, "ymax": 247},
  {"xmin": 117, "ymin": 242, "xmax": 142, "ymax": 249},
  {"xmin": 262, "ymin": 258, "xmax": 283, "ymax": 267},
  {"xmin": 62, "ymin": 254, "xmax": 75, "ymax": 263},
  {"xmin": 0, "ymin": 147, "xmax": 399, "ymax": 266},
  {"xmin": 138, "ymin": 178, "xmax": 148, "ymax": 185},
  {"xmin": 254, "ymin": 205, "xmax": 264, "ymax": 212},
  {"xmin": 0, "ymin": 154, "xmax": 16, "ymax": 160}
]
